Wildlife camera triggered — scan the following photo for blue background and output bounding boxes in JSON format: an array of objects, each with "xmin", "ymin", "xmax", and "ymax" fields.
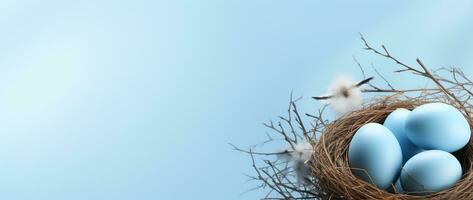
[{"xmin": 1, "ymin": 1, "xmax": 473, "ymax": 199}]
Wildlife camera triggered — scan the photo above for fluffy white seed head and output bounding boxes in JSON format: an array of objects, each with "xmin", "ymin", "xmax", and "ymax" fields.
[
  {"xmin": 277, "ymin": 140, "xmax": 314, "ymax": 185},
  {"xmin": 325, "ymin": 74, "xmax": 363, "ymax": 115}
]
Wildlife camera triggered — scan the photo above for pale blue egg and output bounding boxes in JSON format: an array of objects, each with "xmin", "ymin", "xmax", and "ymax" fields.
[
  {"xmin": 384, "ymin": 108, "xmax": 423, "ymax": 164},
  {"xmin": 401, "ymin": 150, "xmax": 462, "ymax": 195},
  {"xmin": 405, "ymin": 103, "xmax": 470, "ymax": 152},
  {"xmin": 348, "ymin": 123, "xmax": 403, "ymax": 189}
]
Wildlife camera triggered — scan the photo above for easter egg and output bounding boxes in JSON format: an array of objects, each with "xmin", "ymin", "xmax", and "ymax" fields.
[
  {"xmin": 405, "ymin": 103, "xmax": 470, "ymax": 152},
  {"xmin": 401, "ymin": 150, "xmax": 462, "ymax": 194},
  {"xmin": 383, "ymin": 108, "xmax": 423, "ymax": 164},
  {"xmin": 348, "ymin": 123, "xmax": 403, "ymax": 189}
]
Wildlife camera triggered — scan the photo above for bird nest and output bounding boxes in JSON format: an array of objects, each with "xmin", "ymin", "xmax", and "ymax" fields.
[
  {"xmin": 313, "ymin": 97, "xmax": 473, "ymax": 200},
  {"xmin": 233, "ymin": 35, "xmax": 473, "ymax": 199}
]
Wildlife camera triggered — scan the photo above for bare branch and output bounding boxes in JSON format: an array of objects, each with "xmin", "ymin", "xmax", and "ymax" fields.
[{"xmin": 234, "ymin": 35, "xmax": 473, "ymax": 199}]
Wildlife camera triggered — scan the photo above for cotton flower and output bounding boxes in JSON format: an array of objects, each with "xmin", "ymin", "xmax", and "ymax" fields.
[
  {"xmin": 324, "ymin": 74, "xmax": 363, "ymax": 115},
  {"xmin": 278, "ymin": 140, "xmax": 314, "ymax": 163},
  {"xmin": 292, "ymin": 140, "xmax": 313, "ymax": 161},
  {"xmin": 278, "ymin": 140, "xmax": 314, "ymax": 184}
]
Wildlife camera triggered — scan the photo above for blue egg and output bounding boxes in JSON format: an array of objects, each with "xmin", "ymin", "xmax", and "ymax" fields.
[
  {"xmin": 401, "ymin": 150, "xmax": 462, "ymax": 194},
  {"xmin": 405, "ymin": 103, "xmax": 470, "ymax": 152},
  {"xmin": 348, "ymin": 123, "xmax": 403, "ymax": 189},
  {"xmin": 384, "ymin": 108, "xmax": 423, "ymax": 164}
]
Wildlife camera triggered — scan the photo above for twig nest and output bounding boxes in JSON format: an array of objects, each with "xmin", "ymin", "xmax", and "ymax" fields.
[{"xmin": 311, "ymin": 97, "xmax": 473, "ymax": 199}]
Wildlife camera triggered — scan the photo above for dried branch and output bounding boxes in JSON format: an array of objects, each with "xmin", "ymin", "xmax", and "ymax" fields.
[{"xmin": 233, "ymin": 35, "xmax": 473, "ymax": 199}]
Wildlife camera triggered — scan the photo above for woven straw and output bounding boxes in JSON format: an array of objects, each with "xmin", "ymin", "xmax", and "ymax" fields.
[{"xmin": 311, "ymin": 97, "xmax": 473, "ymax": 200}]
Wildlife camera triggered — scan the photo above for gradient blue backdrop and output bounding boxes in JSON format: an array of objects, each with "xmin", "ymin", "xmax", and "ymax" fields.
[{"xmin": 1, "ymin": 1, "xmax": 473, "ymax": 199}]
